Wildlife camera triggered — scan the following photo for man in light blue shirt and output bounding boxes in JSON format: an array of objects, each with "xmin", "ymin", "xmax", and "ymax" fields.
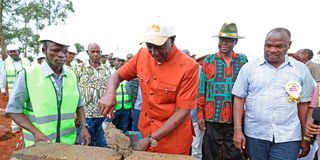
[{"xmin": 232, "ymin": 28, "xmax": 314, "ymax": 160}]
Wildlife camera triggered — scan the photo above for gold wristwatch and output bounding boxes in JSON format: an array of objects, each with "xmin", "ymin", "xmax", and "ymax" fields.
[
  {"xmin": 303, "ymin": 136, "xmax": 310, "ymax": 142},
  {"xmin": 148, "ymin": 135, "xmax": 158, "ymax": 147}
]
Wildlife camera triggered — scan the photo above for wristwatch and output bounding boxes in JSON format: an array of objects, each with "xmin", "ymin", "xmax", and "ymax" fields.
[
  {"xmin": 303, "ymin": 136, "xmax": 310, "ymax": 142},
  {"xmin": 81, "ymin": 123, "xmax": 88, "ymax": 128},
  {"xmin": 148, "ymin": 135, "xmax": 158, "ymax": 147}
]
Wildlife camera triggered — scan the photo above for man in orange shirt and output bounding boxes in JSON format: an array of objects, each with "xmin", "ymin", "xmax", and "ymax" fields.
[{"xmin": 99, "ymin": 20, "xmax": 199, "ymax": 155}]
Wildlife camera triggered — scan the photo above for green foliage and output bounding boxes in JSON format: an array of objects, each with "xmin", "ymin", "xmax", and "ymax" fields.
[
  {"xmin": 27, "ymin": 55, "xmax": 34, "ymax": 62},
  {"xmin": 74, "ymin": 43, "xmax": 85, "ymax": 53},
  {"xmin": 0, "ymin": 0, "xmax": 75, "ymax": 58}
]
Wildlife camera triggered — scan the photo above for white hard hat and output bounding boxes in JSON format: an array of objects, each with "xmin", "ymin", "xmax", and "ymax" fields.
[
  {"xmin": 39, "ymin": 25, "xmax": 70, "ymax": 46},
  {"xmin": 76, "ymin": 51, "xmax": 88, "ymax": 62},
  {"xmin": 113, "ymin": 52, "xmax": 127, "ymax": 61},
  {"xmin": 195, "ymin": 53, "xmax": 210, "ymax": 61},
  {"xmin": 7, "ymin": 44, "xmax": 19, "ymax": 51},
  {"xmin": 68, "ymin": 45, "xmax": 77, "ymax": 54},
  {"xmin": 101, "ymin": 51, "xmax": 108, "ymax": 56},
  {"xmin": 37, "ymin": 53, "xmax": 46, "ymax": 60}
]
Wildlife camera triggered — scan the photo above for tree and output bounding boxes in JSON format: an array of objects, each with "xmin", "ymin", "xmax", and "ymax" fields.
[
  {"xmin": 0, "ymin": 0, "xmax": 74, "ymax": 59},
  {"xmin": 74, "ymin": 43, "xmax": 84, "ymax": 53},
  {"xmin": 0, "ymin": 0, "xmax": 21, "ymax": 59}
]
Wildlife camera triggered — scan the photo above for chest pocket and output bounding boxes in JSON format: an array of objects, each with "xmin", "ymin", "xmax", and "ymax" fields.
[{"xmin": 156, "ymin": 84, "xmax": 177, "ymax": 104}]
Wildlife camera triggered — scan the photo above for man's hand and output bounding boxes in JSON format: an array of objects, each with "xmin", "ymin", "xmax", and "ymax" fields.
[
  {"xmin": 306, "ymin": 119, "xmax": 320, "ymax": 136},
  {"xmin": 33, "ymin": 131, "xmax": 48, "ymax": 143},
  {"xmin": 98, "ymin": 93, "xmax": 116, "ymax": 118},
  {"xmin": 80, "ymin": 127, "xmax": 91, "ymax": 146},
  {"xmin": 138, "ymin": 137, "xmax": 150, "ymax": 151},
  {"xmin": 298, "ymin": 140, "xmax": 310, "ymax": 157},
  {"xmin": 233, "ymin": 129, "xmax": 246, "ymax": 153},
  {"xmin": 74, "ymin": 117, "xmax": 80, "ymax": 128},
  {"xmin": 198, "ymin": 119, "xmax": 206, "ymax": 132},
  {"xmin": 0, "ymin": 125, "xmax": 15, "ymax": 141}
]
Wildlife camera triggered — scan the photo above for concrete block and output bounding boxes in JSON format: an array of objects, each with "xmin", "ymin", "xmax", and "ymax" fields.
[{"xmin": 12, "ymin": 142, "xmax": 122, "ymax": 160}]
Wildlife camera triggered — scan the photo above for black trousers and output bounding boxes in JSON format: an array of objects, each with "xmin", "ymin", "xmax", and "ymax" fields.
[{"xmin": 202, "ymin": 122, "xmax": 244, "ymax": 160}]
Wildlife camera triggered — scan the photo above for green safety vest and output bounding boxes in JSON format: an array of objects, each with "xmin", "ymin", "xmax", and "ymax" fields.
[
  {"xmin": 4, "ymin": 57, "xmax": 31, "ymax": 94},
  {"xmin": 23, "ymin": 66, "xmax": 80, "ymax": 147},
  {"xmin": 115, "ymin": 81, "xmax": 132, "ymax": 110}
]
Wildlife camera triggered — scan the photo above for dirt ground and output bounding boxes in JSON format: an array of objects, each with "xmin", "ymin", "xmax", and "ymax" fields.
[{"xmin": 0, "ymin": 95, "xmax": 24, "ymax": 160}]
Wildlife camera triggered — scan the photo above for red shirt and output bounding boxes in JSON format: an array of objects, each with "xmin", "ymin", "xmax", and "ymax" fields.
[{"xmin": 117, "ymin": 45, "xmax": 199, "ymax": 154}]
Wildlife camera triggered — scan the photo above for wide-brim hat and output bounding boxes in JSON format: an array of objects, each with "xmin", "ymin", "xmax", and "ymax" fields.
[{"xmin": 212, "ymin": 23, "xmax": 244, "ymax": 39}]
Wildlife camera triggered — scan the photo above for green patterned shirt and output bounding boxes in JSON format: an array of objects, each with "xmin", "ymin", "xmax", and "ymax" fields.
[
  {"xmin": 198, "ymin": 52, "xmax": 248, "ymax": 123},
  {"xmin": 74, "ymin": 61, "xmax": 111, "ymax": 118}
]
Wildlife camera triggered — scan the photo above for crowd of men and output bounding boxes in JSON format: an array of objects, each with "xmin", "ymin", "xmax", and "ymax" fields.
[{"xmin": 1, "ymin": 19, "xmax": 320, "ymax": 160}]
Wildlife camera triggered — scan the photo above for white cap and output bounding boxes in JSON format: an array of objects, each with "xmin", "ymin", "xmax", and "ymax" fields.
[
  {"xmin": 7, "ymin": 44, "xmax": 19, "ymax": 51},
  {"xmin": 39, "ymin": 25, "xmax": 70, "ymax": 46},
  {"xmin": 141, "ymin": 19, "xmax": 175, "ymax": 46},
  {"xmin": 113, "ymin": 52, "xmax": 127, "ymax": 60},
  {"xmin": 76, "ymin": 51, "xmax": 88, "ymax": 62},
  {"xmin": 68, "ymin": 45, "xmax": 77, "ymax": 54},
  {"xmin": 37, "ymin": 53, "xmax": 46, "ymax": 60},
  {"xmin": 101, "ymin": 51, "xmax": 108, "ymax": 56}
]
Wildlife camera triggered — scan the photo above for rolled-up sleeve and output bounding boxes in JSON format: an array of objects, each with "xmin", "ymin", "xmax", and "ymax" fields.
[
  {"xmin": 232, "ymin": 64, "xmax": 249, "ymax": 98},
  {"xmin": 117, "ymin": 49, "xmax": 140, "ymax": 81},
  {"xmin": 300, "ymin": 67, "xmax": 315, "ymax": 102}
]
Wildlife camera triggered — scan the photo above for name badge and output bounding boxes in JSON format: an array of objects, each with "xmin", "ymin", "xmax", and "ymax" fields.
[{"xmin": 285, "ymin": 81, "xmax": 302, "ymax": 103}]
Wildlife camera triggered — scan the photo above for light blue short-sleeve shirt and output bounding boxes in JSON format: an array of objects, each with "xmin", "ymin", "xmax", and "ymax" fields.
[{"xmin": 232, "ymin": 55, "xmax": 314, "ymax": 143}]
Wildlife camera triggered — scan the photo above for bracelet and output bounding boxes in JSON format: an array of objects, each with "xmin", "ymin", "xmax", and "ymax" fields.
[
  {"xmin": 303, "ymin": 136, "xmax": 310, "ymax": 142},
  {"xmin": 234, "ymin": 126, "xmax": 242, "ymax": 129}
]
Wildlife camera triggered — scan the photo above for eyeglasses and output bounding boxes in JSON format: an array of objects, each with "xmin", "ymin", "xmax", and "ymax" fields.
[{"xmin": 219, "ymin": 38, "xmax": 236, "ymax": 44}]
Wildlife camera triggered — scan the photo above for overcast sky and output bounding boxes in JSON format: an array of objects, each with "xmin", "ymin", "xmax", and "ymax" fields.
[{"xmin": 65, "ymin": 0, "xmax": 320, "ymax": 61}]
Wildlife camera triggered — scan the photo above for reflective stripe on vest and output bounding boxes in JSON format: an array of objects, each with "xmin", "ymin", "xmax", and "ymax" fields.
[
  {"xmin": 23, "ymin": 66, "xmax": 79, "ymax": 147},
  {"xmin": 26, "ymin": 113, "xmax": 75, "ymax": 124},
  {"xmin": 4, "ymin": 57, "xmax": 31, "ymax": 93},
  {"xmin": 115, "ymin": 81, "xmax": 132, "ymax": 110},
  {"xmin": 24, "ymin": 127, "xmax": 76, "ymax": 141}
]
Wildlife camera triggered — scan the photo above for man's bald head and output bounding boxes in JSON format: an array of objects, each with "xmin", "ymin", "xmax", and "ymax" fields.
[
  {"xmin": 266, "ymin": 28, "xmax": 291, "ymax": 43},
  {"xmin": 87, "ymin": 43, "xmax": 101, "ymax": 51}
]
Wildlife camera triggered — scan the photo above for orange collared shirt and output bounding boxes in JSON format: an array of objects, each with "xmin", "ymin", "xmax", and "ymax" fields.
[{"xmin": 117, "ymin": 45, "xmax": 199, "ymax": 154}]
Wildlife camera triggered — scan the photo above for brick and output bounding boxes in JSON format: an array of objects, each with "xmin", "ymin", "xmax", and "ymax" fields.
[
  {"xmin": 125, "ymin": 151, "xmax": 193, "ymax": 160},
  {"xmin": 12, "ymin": 142, "xmax": 122, "ymax": 160}
]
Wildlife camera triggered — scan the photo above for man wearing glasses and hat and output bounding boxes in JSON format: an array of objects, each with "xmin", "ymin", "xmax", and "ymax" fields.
[
  {"xmin": 197, "ymin": 23, "xmax": 248, "ymax": 159},
  {"xmin": 99, "ymin": 19, "xmax": 199, "ymax": 155}
]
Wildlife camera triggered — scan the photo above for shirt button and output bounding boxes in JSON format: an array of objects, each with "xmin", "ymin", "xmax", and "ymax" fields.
[
  {"xmin": 151, "ymin": 119, "xmax": 154, "ymax": 123},
  {"xmin": 150, "ymin": 91, "xmax": 154, "ymax": 95},
  {"xmin": 153, "ymin": 76, "xmax": 157, "ymax": 80}
]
